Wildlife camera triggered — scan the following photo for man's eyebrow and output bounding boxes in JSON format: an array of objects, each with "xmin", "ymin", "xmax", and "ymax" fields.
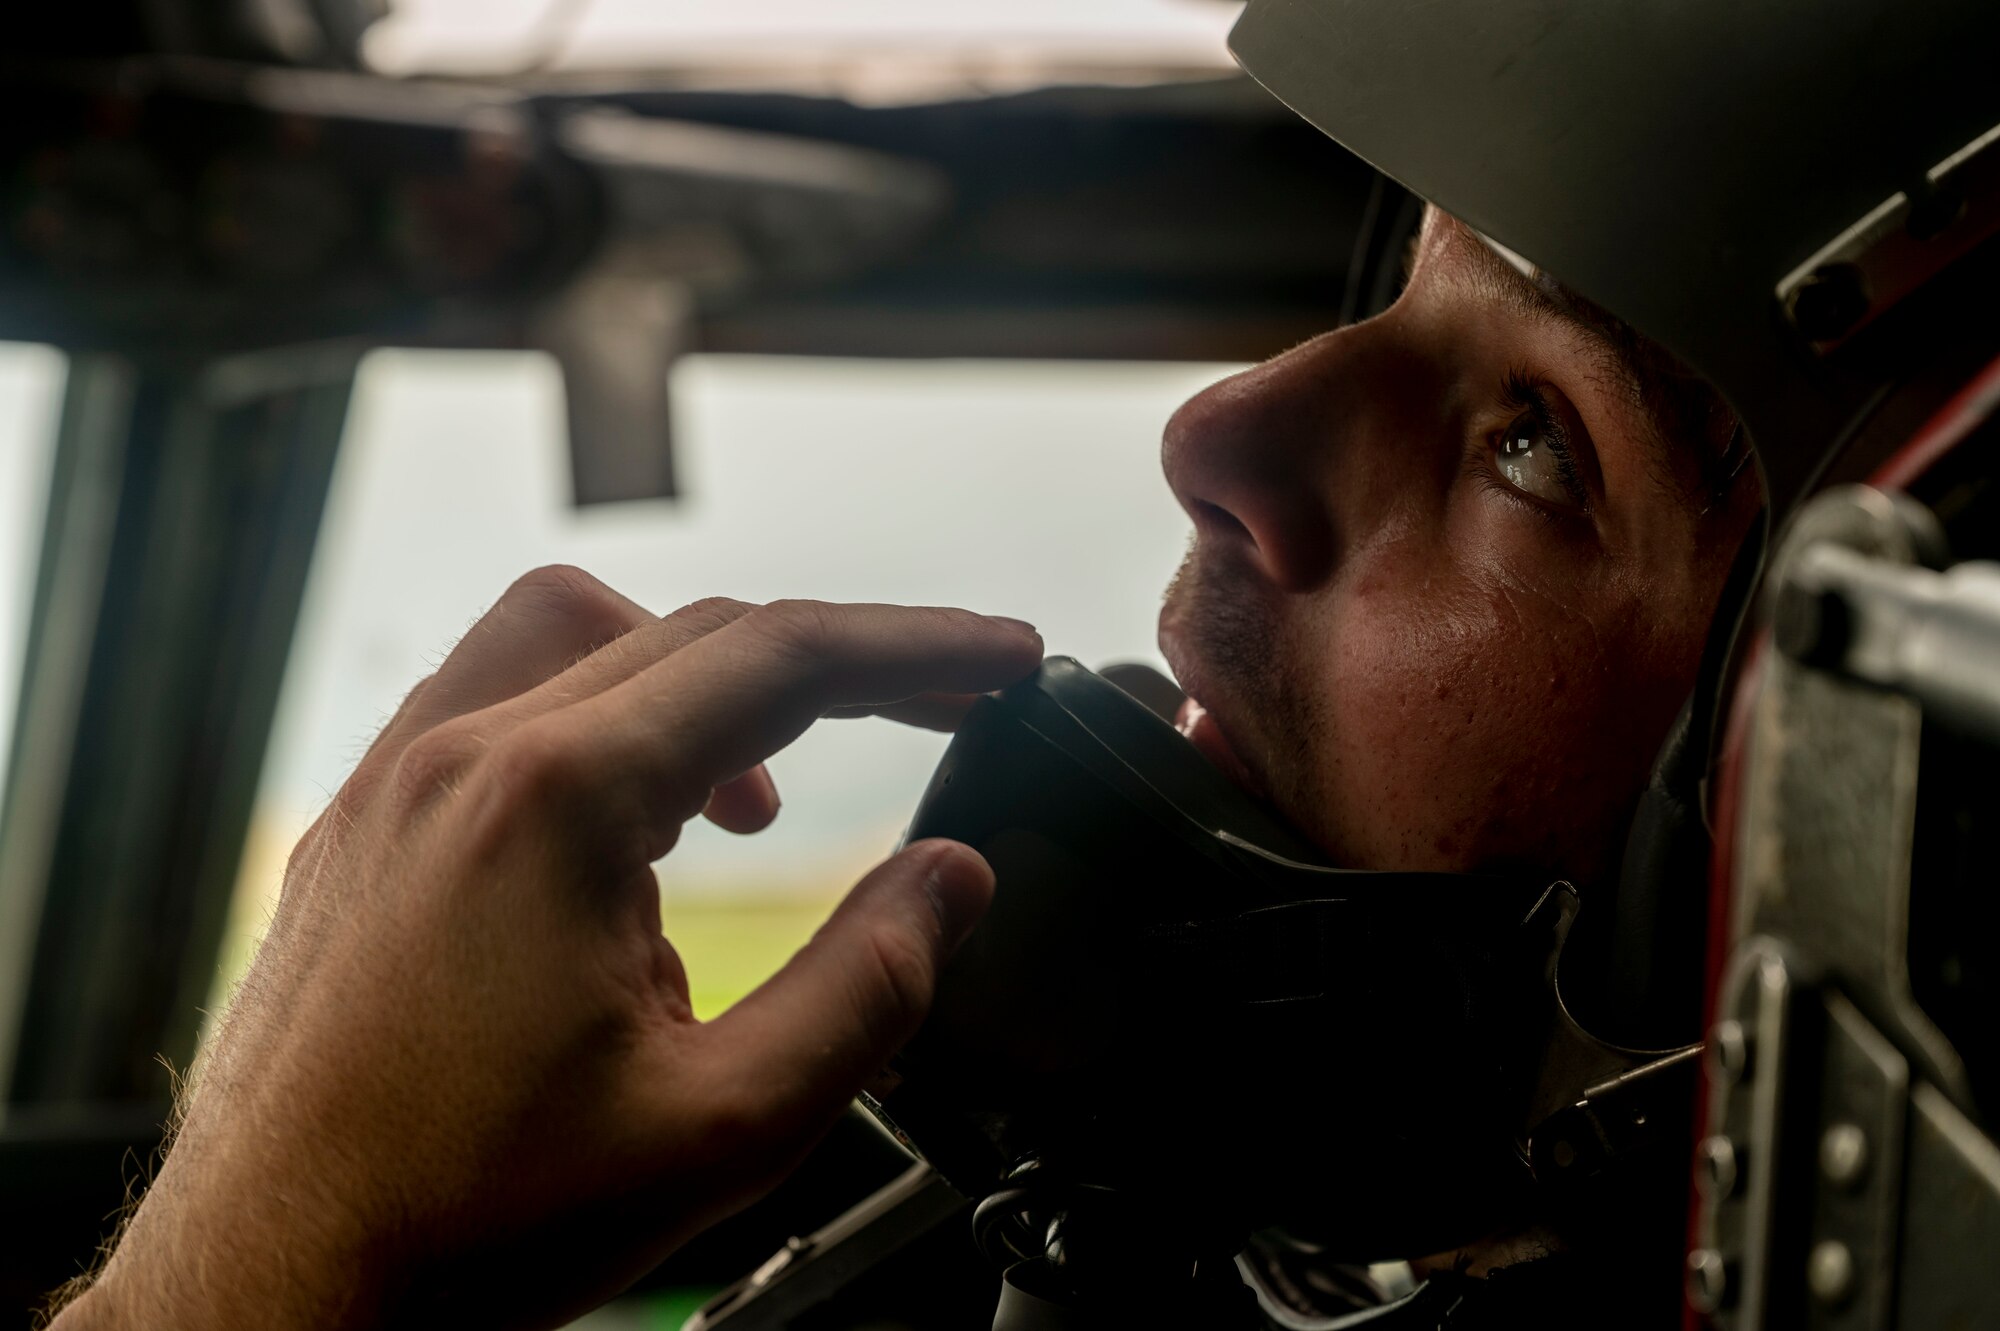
[
  {"xmin": 1447, "ymin": 220, "xmax": 1651, "ymax": 411},
  {"xmin": 1440, "ymin": 216, "xmax": 1735, "ymax": 513}
]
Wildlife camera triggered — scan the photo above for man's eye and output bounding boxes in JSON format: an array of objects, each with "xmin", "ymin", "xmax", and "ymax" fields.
[{"xmin": 1493, "ymin": 411, "xmax": 1580, "ymax": 508}]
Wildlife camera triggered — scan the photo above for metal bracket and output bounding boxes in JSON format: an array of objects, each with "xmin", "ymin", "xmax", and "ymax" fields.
[
  {"xmin": 1697, "ymin": 482, "xmax": 2000, "ymax": 1329},
  {"xmin": 1777, "ymin": 541, "xmax": 2000, "ymax": 748},
  {"xmin": 687, "ymin": 1164, "xmax": 969, "ymax": 1331},
  {"xmin": 1777, "ymin": 119, "xmax": 2000, "ymax": 350},
  {"xmin": 1691, "ymin": 938, "xmax": 1796, "ymax": 1328},
  {"xmin": 1515, "ymin": 884, "xmax": 1703, "ymax": 1191}
]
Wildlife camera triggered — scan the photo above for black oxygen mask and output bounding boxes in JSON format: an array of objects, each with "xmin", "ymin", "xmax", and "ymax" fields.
[{"xmin": 856, "ymin": 657, "xmax": 1690, "ymax": 1278}]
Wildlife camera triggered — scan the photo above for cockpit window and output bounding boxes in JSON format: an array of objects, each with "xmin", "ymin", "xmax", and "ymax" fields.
[
  {"xmin": 0, "ymin": 343, "xmax": 66, "ymax": 799},
  {"xmin": 213, "ymin": 350, "xmax": 1227, "ymax": 1019}
]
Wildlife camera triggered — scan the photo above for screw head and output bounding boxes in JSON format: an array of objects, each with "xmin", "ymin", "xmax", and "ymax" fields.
[
  {"xmin": 1697, "ymin": 1135, "xmax": 1741, "ymax": 1200},
  {"xmin": 1788, "ymin": 262, "xmax": 1871, "ymax": 342},
  {"xmin": 1809, "ymin": 1239, "xmax": 1856, "ymax": 1306},
  {"xmin": 1821, "ymin": 1123, "xmax": 1870, "ymax": 1189},
  {"xmin": 1710, "ymin": 1019, "xmax": 1752, "ymax": 1086},
  {"xmin": 1687, "ymin": 1247, "xmax": 1732, "ymax": 1315}
]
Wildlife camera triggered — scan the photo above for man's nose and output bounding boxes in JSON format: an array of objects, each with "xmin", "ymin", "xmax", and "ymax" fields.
[{"xmin": 1162, "ymin": 333, "xmax": 1353, "ymax": 592}]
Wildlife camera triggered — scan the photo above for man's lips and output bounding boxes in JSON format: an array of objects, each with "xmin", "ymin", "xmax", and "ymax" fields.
[
  {"xmin": 1174, "ymin": 695, "xmax": 1269, "ymax": 801},
  {"xmin": 1158, "ymin": 615, "xmax": 1273, "ymax": 801}
]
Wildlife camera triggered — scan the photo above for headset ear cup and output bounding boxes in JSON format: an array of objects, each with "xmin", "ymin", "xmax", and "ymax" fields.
[{"xmin": 1562, "ymin": 699, "xmax": 1713, "ymax": 1051}]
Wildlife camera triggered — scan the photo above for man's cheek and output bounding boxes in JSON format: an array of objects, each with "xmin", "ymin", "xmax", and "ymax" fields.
[
  {"xmin": 1303, "ymin": 587, "xmax": 1518, "ymax": 867},
  {"xmin": 1292, "ymin": 537, "xmax": 1709, "ymax": 875}
]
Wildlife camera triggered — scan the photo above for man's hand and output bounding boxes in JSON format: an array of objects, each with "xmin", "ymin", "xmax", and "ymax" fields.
[{"xmin": 56, "ymin": 568, "xmax": 1041, "ymax": 1331}]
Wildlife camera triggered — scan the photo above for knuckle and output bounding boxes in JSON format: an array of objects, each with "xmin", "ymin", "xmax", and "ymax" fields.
[
  {"xmin": 478, "ymin": 724, "xmax": 588, "ymax": 810},
  {"xmin": 754, "ymin": 599, "xmax": 842, "ymax": 659},
  {"xmin": 438, "ymin": 724, "xmax": 601, "ymax": 862},
  {"xmin": 647, "ymin": 597, "xmax": 753, "ymax": 659},
  {"xmin": 666, "ymin": 595, "xmax": 752, "ymax": 634},
  {"xmin": 503, "ymin": 564, "xmax": 628, "ymax": 640},
  {"xmin": 389, "ymin": 719, "xmax": 489, "ymax": 814},
  {"xmin": 506, "ymin": 562, "xmax": 603, "ymax": 606}
]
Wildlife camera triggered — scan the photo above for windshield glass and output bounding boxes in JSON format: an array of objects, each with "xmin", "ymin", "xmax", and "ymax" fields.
[
  {"xmin": 363, "ymin": 0, "xmax": 1243, "ymax": 96},
  {"xmin": 215, "ymin": 350, "xmax": 1231, "ymax": 1019}
]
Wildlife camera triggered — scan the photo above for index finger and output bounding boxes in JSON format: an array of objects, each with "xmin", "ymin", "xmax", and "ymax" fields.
[
  {"xmin": 498, "ymin": 602, "xmax": 1041, "ymax": 863},
  {"xmin": 823, "ymin": 691, "xmax": 985, "ymax": 732}
]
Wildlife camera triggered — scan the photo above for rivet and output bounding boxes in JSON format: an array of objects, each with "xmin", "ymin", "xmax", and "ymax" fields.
[
  {"xmin": 1821, "ymin": 1123, "xmax": 1869, "ymax": 1189},
  {"xmin": 1809, "ymin": 1239, "xmax": 1855, "ymax": 1306},
  {"xmin": 1687, "ymin": 1247, "xmax": 1731, "ymax": 1314},
  {"xmin": 1710, "ymin": 1019, "xmax": 1751, "ymax": 1086},
  {"xmin": 1697, "ymin": 1135, "xmax": 1740, "ymax": 1200}
]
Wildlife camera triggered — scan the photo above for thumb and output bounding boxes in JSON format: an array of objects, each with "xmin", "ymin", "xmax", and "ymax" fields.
[{"xmin": 699, "ymin": 839, "xmax": 993, "ymax": 1140}]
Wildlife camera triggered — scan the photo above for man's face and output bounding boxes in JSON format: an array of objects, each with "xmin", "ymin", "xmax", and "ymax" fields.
[{"xmin": 1158, "ymin": 208, "xmax": 1759, "ymax": 884}]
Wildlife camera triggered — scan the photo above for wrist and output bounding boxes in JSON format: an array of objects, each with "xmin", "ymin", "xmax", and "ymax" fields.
[
  {"xmin": 59, "ymin": 1234, "xmax": 382, "ymax": 1331},
  {"xmin": 65, "ymin": 1148, "xmax": 392, "ymax": 1331}
]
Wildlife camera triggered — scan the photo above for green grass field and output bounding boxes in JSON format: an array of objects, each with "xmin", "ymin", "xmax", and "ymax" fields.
[{"xmin": 658, "ymin": 891, "xmax": 843, "ymax": 1019}]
